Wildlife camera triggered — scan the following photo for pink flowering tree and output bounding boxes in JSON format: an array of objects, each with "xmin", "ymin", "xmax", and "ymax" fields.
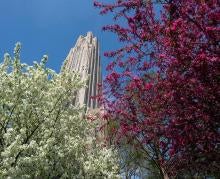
[{"xmin": 95, "ymin": 0, "xmax": 220, "ymax": 178}]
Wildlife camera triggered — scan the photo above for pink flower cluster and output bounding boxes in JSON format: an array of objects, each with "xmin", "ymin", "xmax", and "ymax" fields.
[{"xmin": 95, "ymin": 0, "xmax": 220, "ymax": 176}]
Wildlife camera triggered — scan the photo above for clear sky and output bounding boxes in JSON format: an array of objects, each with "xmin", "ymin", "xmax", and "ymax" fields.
[{"xmin": 0, "ymin": 0, "xmax": 118, "ymax": 74}]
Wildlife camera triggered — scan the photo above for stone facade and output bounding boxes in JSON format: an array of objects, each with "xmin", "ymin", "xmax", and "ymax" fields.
[{"xmin": 64, "ymin": 32, "xmax": 101, "ymax": 111}]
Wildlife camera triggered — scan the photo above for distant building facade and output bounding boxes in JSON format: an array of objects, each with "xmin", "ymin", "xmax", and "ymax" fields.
[{"xmin": 64, "ymin": 32, "xmax": 101, "ymax": 111}]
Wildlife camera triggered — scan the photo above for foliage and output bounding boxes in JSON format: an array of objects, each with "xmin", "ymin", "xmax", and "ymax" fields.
[
  {"xmin": 95, "ymin": 0, "xmax": 220, "ymax": 178},
  {"xmin": 0, "ymin": 43, "xmax": 120, "ymax": 178}
]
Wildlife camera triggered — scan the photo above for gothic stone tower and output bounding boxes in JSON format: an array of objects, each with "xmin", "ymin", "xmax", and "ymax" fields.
[{"xmin": 64, "ymin": 32, "xmax": 101, "ymax": 111}]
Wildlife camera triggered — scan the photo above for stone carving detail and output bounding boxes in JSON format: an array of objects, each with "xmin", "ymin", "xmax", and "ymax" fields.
[{"xmin": 65, "ymin": 32, "xmax": 101, "ymax": 110}]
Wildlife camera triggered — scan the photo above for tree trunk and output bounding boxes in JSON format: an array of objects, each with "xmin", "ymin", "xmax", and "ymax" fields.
[{"xmin": 160, "ymin": 165, "xmax": 170, "ymax": 179}]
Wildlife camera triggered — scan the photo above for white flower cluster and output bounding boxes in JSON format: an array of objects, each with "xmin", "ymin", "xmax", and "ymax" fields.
[{"xmin": 0, "ymin": 43, "xmax": 120, "ymax": 178}]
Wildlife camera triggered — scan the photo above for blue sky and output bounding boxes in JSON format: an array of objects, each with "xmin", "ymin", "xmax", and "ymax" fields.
[{"xmin": 0, "ymin": 0, "xmax": 118, "ymax": 74}]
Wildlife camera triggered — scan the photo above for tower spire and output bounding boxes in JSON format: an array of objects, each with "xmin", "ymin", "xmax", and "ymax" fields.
[{"xmin": 65, "ymin": 32, "xmax": 101, "ymax": 110}]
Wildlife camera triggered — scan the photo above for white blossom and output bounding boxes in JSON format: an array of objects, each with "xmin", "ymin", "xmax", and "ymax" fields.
[{"xmin": 0, "ymin": 44, "xmax": 120, "ymax": 178}]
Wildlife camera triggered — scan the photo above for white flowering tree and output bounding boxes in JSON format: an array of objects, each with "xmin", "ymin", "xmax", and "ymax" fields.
[{"xmin": 0, "ymin": 43, "xmax": 120, "ymax": 179}]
